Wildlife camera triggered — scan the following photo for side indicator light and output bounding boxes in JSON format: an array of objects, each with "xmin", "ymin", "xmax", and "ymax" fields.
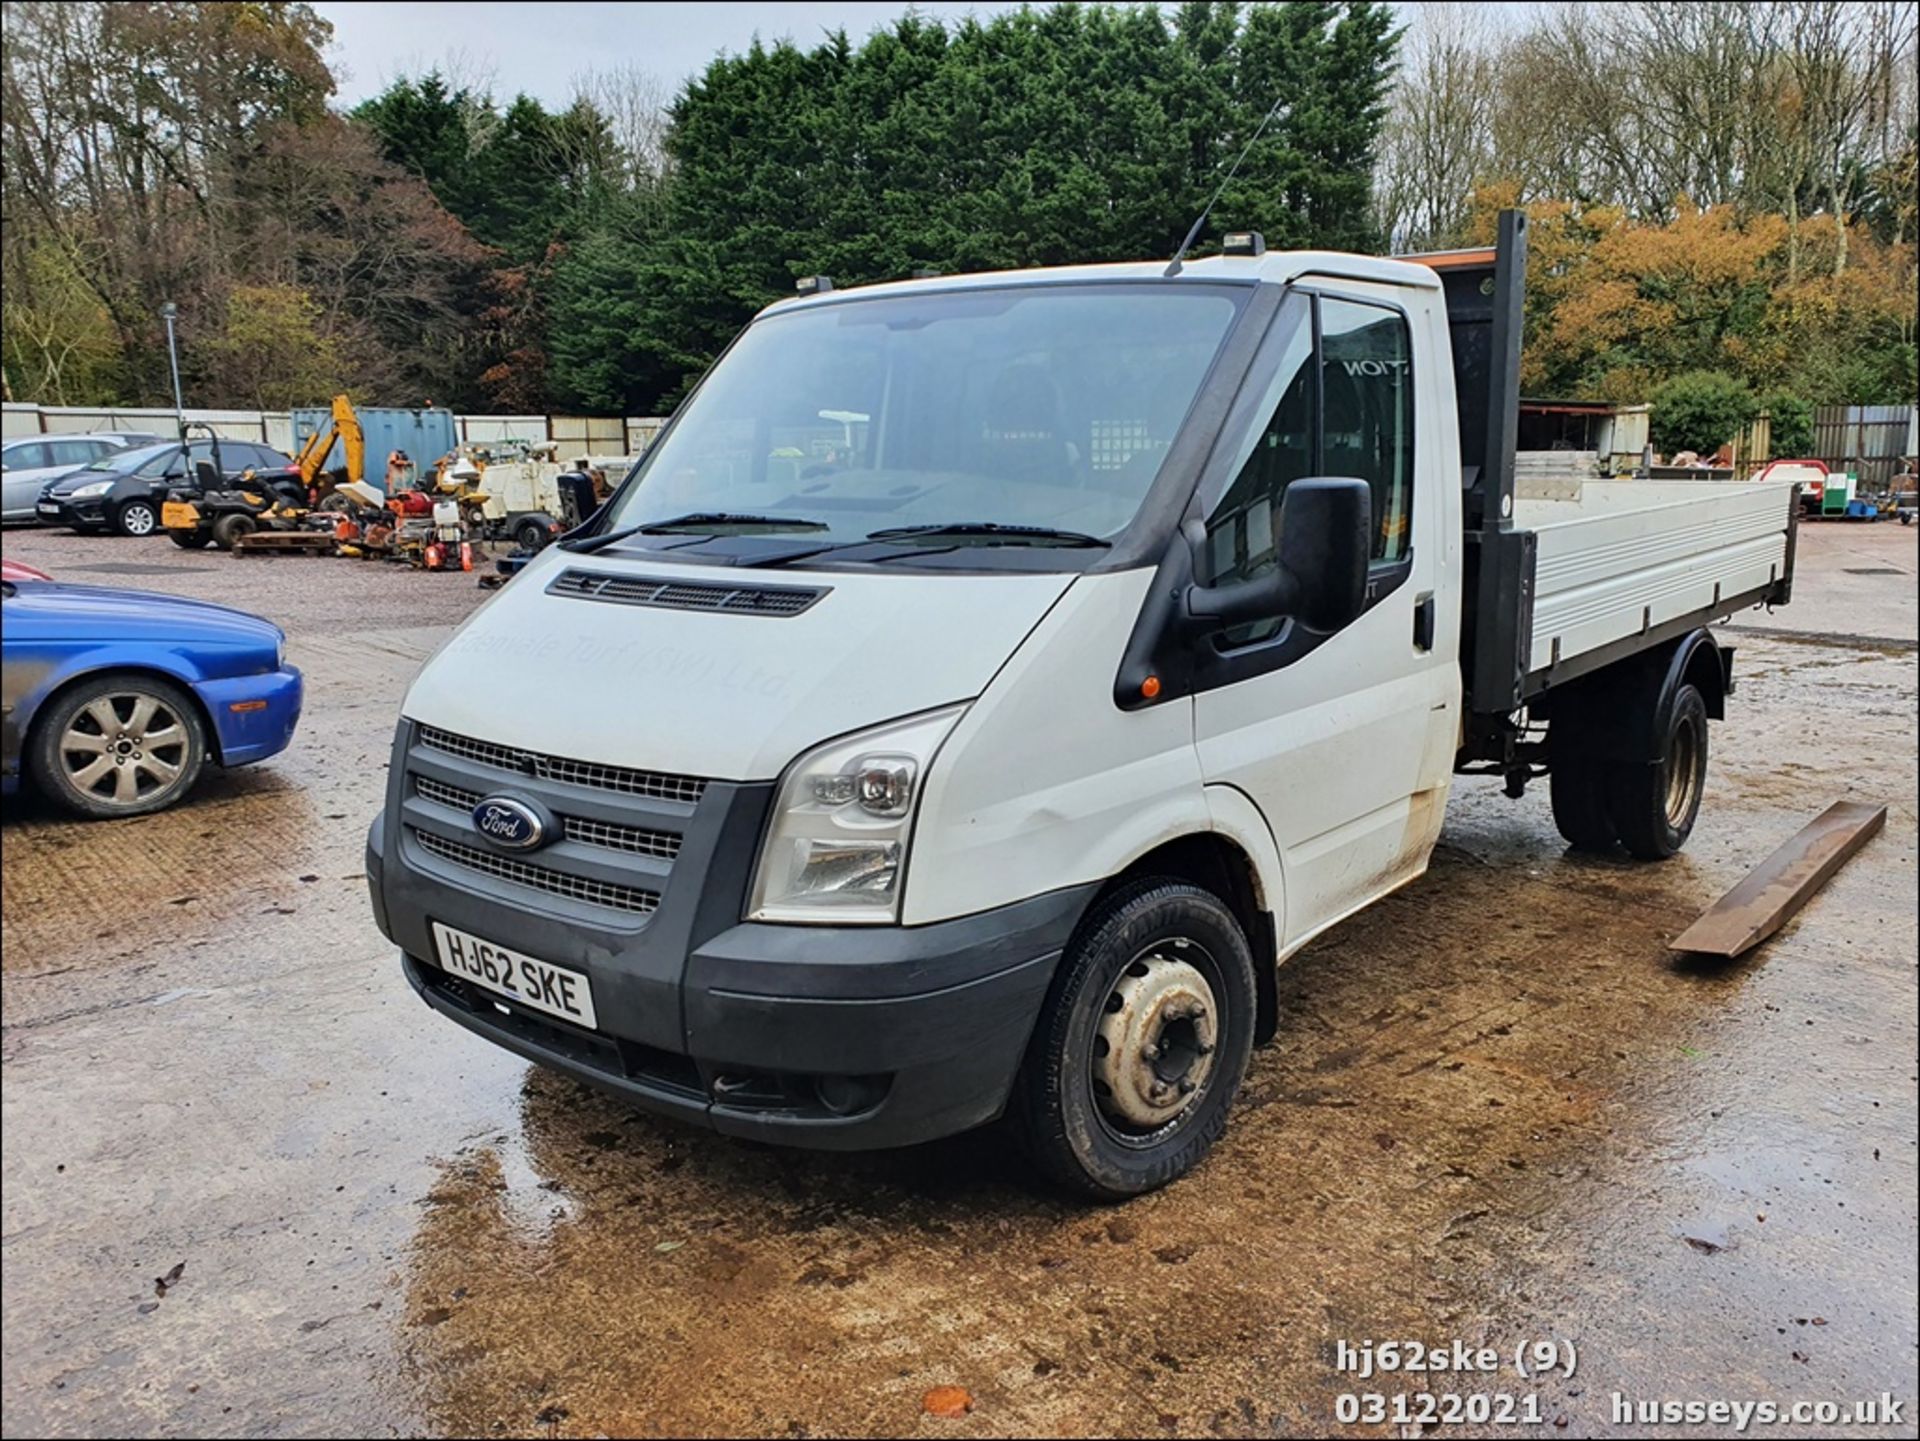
[
  {"xmin": 1140, "ymin": 675, "xmax": 1162, "ymax": 700},
  {"xmin": 229, "ymin": 699, "xmax": 268, "ymax": 713}
]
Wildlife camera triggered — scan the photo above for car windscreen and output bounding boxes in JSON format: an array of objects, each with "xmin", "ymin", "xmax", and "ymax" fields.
[
  {"xmin": 79, "ymin": 442, "xmax": 176, "ymax": 474},
  {"xmin": 597, "ymin": 282, "xmax": 1247, "ymax": 551}
]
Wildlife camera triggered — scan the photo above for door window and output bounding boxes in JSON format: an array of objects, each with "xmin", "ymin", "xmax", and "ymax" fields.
[
  {"xmin": 5, "ymin": 442, "xmax": 51, "ymax": 470},
  {"xmin": 1201, "ymin": 291, "xmax": 1417, "ymax": 649},
  {"xmin": 1202, "ymin": 305, "xmax": 1314, "ymax": 646},
  {"xmin": 1320, "ymin": 297, "xmax": 1415, "ymax": 563},
  {"xmin": 48, "ymin": 439, "xmax": 104, "ymax": 467}
]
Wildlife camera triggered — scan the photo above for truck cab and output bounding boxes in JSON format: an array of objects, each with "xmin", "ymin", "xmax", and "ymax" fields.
[{"xmin": 367, "ymin": 216, "xmax": 1795, "ymax": 1198}]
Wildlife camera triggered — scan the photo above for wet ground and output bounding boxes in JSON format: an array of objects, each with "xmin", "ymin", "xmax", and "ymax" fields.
[{"xmin": 2, "ymin": 522, "xmax": 1915, "ymax": 1438}]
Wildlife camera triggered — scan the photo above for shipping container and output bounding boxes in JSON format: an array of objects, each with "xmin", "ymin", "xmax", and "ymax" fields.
[{"xmin": 291, "ymin": 406, "xmax": 458, "ymax": 493}]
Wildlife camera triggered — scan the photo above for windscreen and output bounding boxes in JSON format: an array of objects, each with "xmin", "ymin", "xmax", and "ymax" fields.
[
  {"xmin": 81, "ymin": 442, "xmax": 172, "ymax": 473},
  {"xmin": 600, "ymin": 284, "xmax": 1245, "ymax": 547}
]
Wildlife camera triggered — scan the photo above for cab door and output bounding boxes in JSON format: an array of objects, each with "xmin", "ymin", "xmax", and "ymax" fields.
[{"xmin": 1192, "ymin": 285, "xmax": 1459, "ymax": 952}]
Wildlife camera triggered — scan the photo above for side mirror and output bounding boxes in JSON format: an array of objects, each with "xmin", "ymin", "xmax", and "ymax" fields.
[{"xmin": 1183, "ymin": 476, "xmax": 1371, "ymax": 636}]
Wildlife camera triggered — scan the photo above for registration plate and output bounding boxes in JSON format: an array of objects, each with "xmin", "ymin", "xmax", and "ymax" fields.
[
  {"xmin": 37, "ymin": 502, "xmax": 59, "ymax": 516},
  {"xmin": 431, "ymin": 922, "xmax": 597, "ymax": 1028}
]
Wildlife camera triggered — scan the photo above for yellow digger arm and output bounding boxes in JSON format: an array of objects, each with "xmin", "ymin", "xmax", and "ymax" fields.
[
  {"xmin": 290, "ymin": 394, "xmax": 366, "ymax": 487},
  {"xmin": 333, "ymin": 394, "xmax": 364, "ymax": 487}
]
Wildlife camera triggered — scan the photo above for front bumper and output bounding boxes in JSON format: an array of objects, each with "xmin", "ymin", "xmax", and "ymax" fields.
[
  {"xmin": 370, "ymin": 778, "xmax": 1093, "ymax": 1151},
  {"xmin": 37, "ymin": 495, "xmax": 110, "ymax": 528},
  {"xmin": 198, "ymin": 666, "xmax": 304, "ymax": 765}
]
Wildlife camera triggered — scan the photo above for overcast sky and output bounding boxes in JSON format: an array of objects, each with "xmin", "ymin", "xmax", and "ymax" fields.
[{"xmin": 316, "ymin": 2, "xmax": 1027, "ymax": 108}]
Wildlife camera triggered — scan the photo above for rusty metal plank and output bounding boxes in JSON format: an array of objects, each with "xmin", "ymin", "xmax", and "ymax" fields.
[{"xmin": 1670, "ymin": 801, "xmax": 1887, "ymax": 958}]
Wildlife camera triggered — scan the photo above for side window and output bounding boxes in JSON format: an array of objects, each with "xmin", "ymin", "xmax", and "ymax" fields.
[
  {"xmin": 47, "ymin": 439, "xmax": 100, "ymax": 467},
  {"xmin": 6, "ymin": 442, "xmax": 51, "ymax": 470},
  {"xmin": 1203, "ymin": 301, "xmax": 1315, "ymax": 647},
  {"xmin": 1320, "ymin": 297, "xmax": 1414, "ymax": 563}
]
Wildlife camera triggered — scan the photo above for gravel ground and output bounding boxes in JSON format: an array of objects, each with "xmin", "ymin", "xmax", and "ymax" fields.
[{"xmin": 2, "ymin": 519, "xmax": 1914, "ymax": 1439}]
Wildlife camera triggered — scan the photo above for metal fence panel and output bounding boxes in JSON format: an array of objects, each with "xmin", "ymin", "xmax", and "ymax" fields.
[{"xmin": 1813, "ymin": 405, "xmax": 1919, "ymax": 488}]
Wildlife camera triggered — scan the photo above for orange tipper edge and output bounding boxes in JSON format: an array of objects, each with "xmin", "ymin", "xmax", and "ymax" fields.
[{"xmin": 1401, "ymin": 246, "xmax": 1497, "ymax": 271}]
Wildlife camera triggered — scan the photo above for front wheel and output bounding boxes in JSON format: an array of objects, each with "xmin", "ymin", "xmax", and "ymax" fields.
[
  {"xmin": 1011, "ymin": 880, "xmax": 1256, "ymax": 1200},
  {"xmin": 29, "ymin": 672, "xmax": 208, "ymax": 818},
  {"xmin": 115, "ymin": 499, "xmax": 159, "ymax": 537},
  {"xmin": 169, "ymin": 527, "xmax": 213, "ymax": 549}
]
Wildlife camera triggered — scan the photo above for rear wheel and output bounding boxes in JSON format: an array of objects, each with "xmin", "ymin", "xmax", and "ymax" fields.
[
  {"xmin": 1608, "ymin": 683, "xmax": 1708, "ymax": 860},
  {"xmin": 514, "ymin": 516, "xmax": 551, "ymax": 551},
  {"xmin": 169, "ymin": 527, "xmax": 213, "ymax": 549},
  {"xmin": 211, "ymin": 512, "xmax": 257, "ymax": 550},
  {"xmin": 1011, "ymin": 880, "xmax": 1256, "ymax": 1200},
  {"xmin": 30, "ymin": 673, "xmax": 207, "ymax": 818},
  {"xmin": 114, "ymin": 499, "xmax": 159, "ymax": 537}
]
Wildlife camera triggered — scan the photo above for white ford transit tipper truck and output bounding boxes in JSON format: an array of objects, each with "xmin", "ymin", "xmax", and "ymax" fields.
[{"xmin": 366, "ymin": 213, "xmax": 1797, "ymax": 1198}]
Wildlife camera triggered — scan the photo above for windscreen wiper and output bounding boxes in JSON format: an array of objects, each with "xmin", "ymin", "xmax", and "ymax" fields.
[
  {"xmin": 560, "ymin": 512, "xmax": 829, "ymax": 553},
  {"xmin": 865, "ymin": 522, "xmax": 1110, "ymax": 548}
]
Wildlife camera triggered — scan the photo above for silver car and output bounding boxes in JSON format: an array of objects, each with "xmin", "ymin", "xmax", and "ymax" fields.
[{"xmin": 2, "ymin": 433, "xmax": 163, "ymax": 523}]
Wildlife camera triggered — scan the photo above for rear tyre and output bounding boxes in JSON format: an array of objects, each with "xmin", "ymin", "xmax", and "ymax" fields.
[
  {"xmin": 1011, "ymin": 880, "xmax": 1256, "ymax": 1201},
  {"xmin": 514, "ymin": 516, "xmax": 551, "ymax": 551},
  {"xmin": 1608, "ymin": 684, "xmax": 1708, "ymax": 861},
  {"xmin": 30, "ymin": 672, "xmax": 208, "ymax": 818},
  {"xmin": 169, "ymin": 528, "xmax": 213, "ymax": 549},
  {"xmin": 1549, "ymin": 751, "xmax": 1618, "ymax": 852},
  {"xmin": 211, "ymin": 512, "xmax": 257, "ymax": 551},
  {"xmin": 114, "ymin": 499, "xmax": 159, "ymax": 537}
]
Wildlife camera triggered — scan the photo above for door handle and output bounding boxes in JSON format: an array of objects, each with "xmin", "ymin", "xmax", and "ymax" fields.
[{"xmin": 1413, "ymin": 591, "xmax": 1436, "ymax": 652}]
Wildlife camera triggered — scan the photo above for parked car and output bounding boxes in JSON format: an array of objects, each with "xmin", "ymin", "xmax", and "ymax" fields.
[
  {"xmin": 3, "ymin": 433, "xmax": 162, "ymax": 523},
  {"xmin": 1, "ymin": 574, "xmax": 303, "ymax": 817},
  {"xmin": 36, "ymin": 437, "xmax": 295, "ymax": 537},
  {"xmin": 1753, "ymin": 458, "xmax": 1831, "ymax": 512}
]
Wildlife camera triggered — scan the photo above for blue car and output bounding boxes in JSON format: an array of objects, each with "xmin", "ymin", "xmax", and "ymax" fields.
[{"xmin": 1, "ymin": 573, "xmax": 303, "ymax": 818}]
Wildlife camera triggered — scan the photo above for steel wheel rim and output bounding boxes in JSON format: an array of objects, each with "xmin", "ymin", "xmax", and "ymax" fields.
[
  {"xmin": 1665, "ymin": 712, "xmax": 1703, "ymax": 828},
  {"xmin": 59, "ymin": 692, "xmax": 189, "ymax": 808},
  {"xmin": 123, "ymin": 504, "xmax": 156, "ymax": 535},
  {"xmin": 1090, "ymin": 939, "xmax": 1220, "ymax": 1146}
]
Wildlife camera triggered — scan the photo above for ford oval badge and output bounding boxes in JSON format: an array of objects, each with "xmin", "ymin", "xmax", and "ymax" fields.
[{"xmin": 472, "ymin": 796, "xmax": 546, "ymax": 850}]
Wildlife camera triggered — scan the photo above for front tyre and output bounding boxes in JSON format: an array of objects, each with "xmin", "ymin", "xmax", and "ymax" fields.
[
  {"xmin": 169, "ymin": 527, "xmax": 213, "ymax": 549},
  {"xmin": 30, "ymin": 672, "xmax": 208, "ymax": 818},
  {"xmin": 1012, "ymin": 880, "xmax": 1256, "ymax": 1200}
]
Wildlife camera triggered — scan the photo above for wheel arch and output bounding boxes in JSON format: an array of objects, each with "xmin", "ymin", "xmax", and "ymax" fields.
[
  {"xmin": 23, "ymin": 662, "xmax": 224, "ymax": 769},
  {"xmin": 1082, "ymin": 831, "xmax": 1281, "ymax": 1045}
]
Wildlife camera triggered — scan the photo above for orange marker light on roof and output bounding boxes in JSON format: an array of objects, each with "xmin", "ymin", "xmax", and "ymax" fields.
[{"xmin": 1140, "ymin": 675, "xmax": 1162, "ymax": 700}]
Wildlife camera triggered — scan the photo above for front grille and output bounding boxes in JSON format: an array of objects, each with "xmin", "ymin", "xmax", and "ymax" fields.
[
  {"xmin": 417, "ymin": 724, "xmax": 707, "ymax": 805},
  {"xmin": 414, "ymin": 775, "xmax": 682, "ymax": 860},
  {"xmin": 547, "ymin": 569, "xmax": 826, "ymax": 617},
  {"xmin": 412, "ymin": 829, "xmax": 660, "ymax": 915}
]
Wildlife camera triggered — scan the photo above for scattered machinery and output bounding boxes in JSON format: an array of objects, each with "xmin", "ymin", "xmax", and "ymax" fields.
[{"xmin": 162, "ymin": 394, "xmax": 379, "ymax": 551}]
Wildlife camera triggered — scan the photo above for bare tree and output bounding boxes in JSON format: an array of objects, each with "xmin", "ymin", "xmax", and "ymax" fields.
[
  {"xmin": 1374, "ymin": 4, "xmax": 1499, "ymax": 250},
  {"xmin": 572, "ymin": 63, "xmax": 674, "ymax": 190}
]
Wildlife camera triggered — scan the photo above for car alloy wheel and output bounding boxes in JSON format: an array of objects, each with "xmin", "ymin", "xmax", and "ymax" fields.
[{"xmin": 34, "ymin": 675, "xmax": 209, "ymax": 818}]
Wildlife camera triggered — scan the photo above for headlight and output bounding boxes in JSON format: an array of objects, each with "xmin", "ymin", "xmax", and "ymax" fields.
[
  {"xmin": 67, "ymin": 481, "xmax": 113, "ymax": 499},
  {"xmin": 748, "ymin": 705, "xmax": 966, "ymax": 924}
]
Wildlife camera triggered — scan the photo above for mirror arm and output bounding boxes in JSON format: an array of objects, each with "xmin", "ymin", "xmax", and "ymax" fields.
[{"xmin": 1180, "ymin": 567, "xmax": 1301, "ymax": 634}]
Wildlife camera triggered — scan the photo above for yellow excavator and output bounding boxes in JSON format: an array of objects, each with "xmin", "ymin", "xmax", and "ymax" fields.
[{"xmin": 162, "ymin": 395, "xmax": 383, "ymax": 549}]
